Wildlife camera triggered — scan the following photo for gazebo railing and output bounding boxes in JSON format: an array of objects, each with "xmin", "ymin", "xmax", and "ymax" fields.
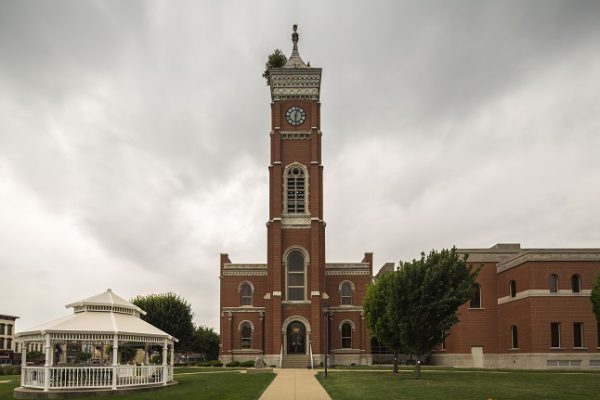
[
  {"xmin": 116, "ymin": 365, "xmax": 163, "ymax": 387},
  {"xmin": 50, "ymin": 366, "xmax": 113, "ymax": 389},
  {"xmin": 21, "ymin": 365, "xmax": 172, "ymax": 390},
  {"xmin": 22, "ymin": 367, "xmax": 45, "ymax": 388}
]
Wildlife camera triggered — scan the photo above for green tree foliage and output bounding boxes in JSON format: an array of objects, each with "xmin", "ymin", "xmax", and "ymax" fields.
[
  {"xmin": 191, "ymin": 326, "xmax": 220, "ymax": 361},
  {"xmin": 131, "ymin": 292, "xmax": 195, "ymax": 352},
  {"xmin": 364, "ymin": 271, "xmax": 405, "ymax": 373},
  {"xmin": 591, "ymin": 272, "xmax": 600, "ymax": 320},
  {"xmin": 364, "ymin": 247, "xmax": 479, "ymax": 379},
  {"xmin": 262, "ymin": 49, "xmax": 287, "ymax": 84}
]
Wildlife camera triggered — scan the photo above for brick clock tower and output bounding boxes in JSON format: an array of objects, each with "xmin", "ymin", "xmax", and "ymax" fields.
[{"xmin": 220, "ymin": 26, "xmax": 373, "ymax": 367}]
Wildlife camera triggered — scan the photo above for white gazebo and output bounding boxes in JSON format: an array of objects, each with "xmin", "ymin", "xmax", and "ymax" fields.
[{"xmin": 15, "ymin": 289, "xmax": 177, "ymax": 397}]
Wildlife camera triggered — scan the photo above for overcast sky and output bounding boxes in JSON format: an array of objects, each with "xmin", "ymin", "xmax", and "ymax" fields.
[{"xmin": 1, "ymin": 0, "xmax": 600, "ymax": 333}]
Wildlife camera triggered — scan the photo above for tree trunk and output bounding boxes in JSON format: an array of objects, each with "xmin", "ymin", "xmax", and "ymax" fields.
[
  {"xmin": 415, "ymin": 358, "xmax": 421, "ymax": 380},
  {"xmin": 393, "ymin": 351, "xmax": 399, "ymax": 374}
]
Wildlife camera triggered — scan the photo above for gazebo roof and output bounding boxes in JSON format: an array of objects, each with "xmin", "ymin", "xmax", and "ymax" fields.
[
  {"xmin": 16, "ymin": 289, "xmax": 177, "ymax": 343},
  {"xmin": 65, "ymin": 288, "xmax": 146, "ymax": 315}
]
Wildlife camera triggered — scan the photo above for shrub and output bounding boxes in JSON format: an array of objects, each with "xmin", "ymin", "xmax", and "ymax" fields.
[
  {"xmin": 196, "ymin": 361, "xmax": 223, "ymax": 367},
  {"xmin": 239, "ymin": 360, "xmax": 255, "ymax": 368},
  {"xmin": 0, "ymin": 366, "xmax": 21, "ymax": 375},
  {"xmin": 225, "ymin": 361, "xmax": 240, "ymax": 367}
]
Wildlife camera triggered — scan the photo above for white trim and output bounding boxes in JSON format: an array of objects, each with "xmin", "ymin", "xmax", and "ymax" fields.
[
  {"xmin": 238, "ymin": 281, "xmax": 255, "ymax": 294},
  {"xmin": 283, "ymin": 247, "xmax": 309, "ymax": 301},
  {"xmin": 338, "ymin": 319, "xmax": 356, "ymax": 332}
]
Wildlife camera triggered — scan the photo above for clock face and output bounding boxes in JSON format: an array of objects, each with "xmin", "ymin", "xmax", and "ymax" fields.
[{"xmin": 286, "ymin": 106, "xmax": 306, "ymax": 126}]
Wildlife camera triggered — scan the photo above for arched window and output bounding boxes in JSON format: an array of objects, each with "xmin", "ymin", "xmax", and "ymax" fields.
[
  {"xmin": 571, "ymin": 274, "xmax": 582, "ymax": 293},
  {"xmin": 341, "ymin": 323, "xmax": 352, "ymax": 349},
  {"xmin": 509, "ymin": 280, "xmax": 517, "ymax": 298},
  {"xmin": 511, "ymin": 325, "xmax": 519, "ymax": 349},
  {"xmin": 287, "ymin": 250, "xmax": 305, "ymax": 301},
  {"xmin": 285, "ymin": 165, "xmax": 307, "ymax": 214},
  {"xmin": 470, "ymin": 283, "xmax": 482, "ymax": 308},
  {"xmin": 240, "ymin": 322, "xmax": 252, "ymax": 349},
  {"xmin": 240, "ymin": 283, "xmax": 253, "ymax": 306},
  {"xmin": 549, "ymin": 274, "xmax": 559, "ymax": 293},
  {"xmin": 340, "ymin": 281, "xmax": 353, "ymax": 305}
]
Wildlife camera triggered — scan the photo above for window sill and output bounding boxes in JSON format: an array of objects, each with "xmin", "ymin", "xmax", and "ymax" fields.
[
  {"xmin": 468, "ymin": 307, "xmax": 485, "ymax": 310},
  {"xmin": 282, "ymin": 300, "xmax": 311, "ymax": 305},
  {"xmin": 573, "ymin": 347, "xmax": 587, "ymax": 350},
  {"xmin": 549, "ymin": 347, "xmax": 565, "ymax": 350},
  {"xmin": 508, "ymin": 348, "xmax": 520, "ymax": 351}
]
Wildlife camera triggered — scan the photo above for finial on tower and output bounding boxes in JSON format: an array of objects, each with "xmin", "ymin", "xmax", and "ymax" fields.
[{"xmin": 285, "ymin": 24, "xmax": 308, "ymax": 68}]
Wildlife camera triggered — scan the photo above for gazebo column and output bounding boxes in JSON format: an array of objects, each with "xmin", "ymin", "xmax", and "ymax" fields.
[
  {"xmin": 20, "ymin": 341, "xmax": 27, "ymax": 387},
  {"xmin": 170, "ymin": 343, "xmax": 174, "ymax": 367},
  {"xmin": 111, "ymin": 335, "xmax": 118, "ymax": 390},
  {"xmin": 162, "ymin": 340, "xmax": 168, "ymax": 385},
  {"xmin": 43, "ymin": 334, "xmax": 51, "ymax": 391}
]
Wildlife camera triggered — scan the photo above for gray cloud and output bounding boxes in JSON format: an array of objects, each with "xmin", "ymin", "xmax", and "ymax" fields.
[{"xmin": 1, "ymin": 0, "xmax": 599, "ymax": 331}]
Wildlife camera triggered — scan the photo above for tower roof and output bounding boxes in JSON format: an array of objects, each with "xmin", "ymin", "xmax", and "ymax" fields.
[
  {"xmin": 268, "ymin": 25, "xmax": 322, "ymax": 101},
  {"xmin": 284, "ymin": 24, "xmax": 308, "ymax": 68}
]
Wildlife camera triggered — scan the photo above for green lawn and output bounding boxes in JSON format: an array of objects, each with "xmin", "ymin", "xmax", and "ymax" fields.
[
  {"xmin": 317, "ymin": 370, "xmax": 600, "ymax": 400},
  {"xmin": 0, "ymin": 372, "xmax": 275, "ymax": 400}
]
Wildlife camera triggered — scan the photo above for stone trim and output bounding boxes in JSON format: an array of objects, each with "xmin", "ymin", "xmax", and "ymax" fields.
[
  {"xmin": 223, "ymin": 264, "xmax": 267, "ymax": 269},
  {"xmin": 281, "ymin": 131, "xmax": 311, "ymax": 140},
  {"xmin": 497, "ymin": 250, "xmax": 600, "ymax": 273},
  {"xmin": 326, "ymin": 271, "xmax": 371, "ymax": 276},
  {"xmin": 329, "ymin": 306, "xmax": 363, "ymax": 312},
  {"xmin": 326, "ymin": 263, "xmax": 370, "ymax": 269},
  {"xmin": 222, "ymin": 271, "xmax": 267, "ymax": 277},
  {"xmin": 222, "ymin": 307, "xmax": 266, "ymax": 313},
  {"xmin": 498, "ymin": 289, "xmax": 591, "ymax": 305}
]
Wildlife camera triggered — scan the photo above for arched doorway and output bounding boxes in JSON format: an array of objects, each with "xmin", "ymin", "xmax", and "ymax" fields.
[{"xmin": 286, "ymin": 321, "xmax": 306, "ymax": 354}]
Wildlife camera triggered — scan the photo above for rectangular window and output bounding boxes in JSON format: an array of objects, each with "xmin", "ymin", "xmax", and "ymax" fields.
[
  {"xmin": 551, "ymin": 322, "xmax": 561, "ymax": 348},
  {"xmin": 0, "ymin": 324, "xmax": 4, "ymax": 335},
  {"xmin": 6, "ymin": 339, "xmax": 11, "ymax": 350},
  {"xmin": 598, "ymin": 322, "xmax": 600, "ymax": 348},
  {"xmin": 0, "ymin": 338, "xmax": 4, "ymax": 350},
  {"xmin": 7, "ymin": 324, "xmax": 12, "ymax": 335},
  {"xmin": 574, "ymin": 322, "xmax": 584, "ymax": 348}
]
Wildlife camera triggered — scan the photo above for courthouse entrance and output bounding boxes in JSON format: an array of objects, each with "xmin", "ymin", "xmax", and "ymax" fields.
[{"xmin": 286, "ymin": 321, "xmax": 306, "ymax": 354}]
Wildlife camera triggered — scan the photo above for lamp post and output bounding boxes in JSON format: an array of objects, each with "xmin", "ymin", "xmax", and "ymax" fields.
[{"xmin": 322, "ymin": 303, "xmax": 330, "ymax": 378}]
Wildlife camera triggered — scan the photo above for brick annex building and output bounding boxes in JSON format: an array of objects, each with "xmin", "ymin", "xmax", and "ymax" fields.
[{"xmin": 219, "ymin": 28, "xmax": 600, "ymax": 369}]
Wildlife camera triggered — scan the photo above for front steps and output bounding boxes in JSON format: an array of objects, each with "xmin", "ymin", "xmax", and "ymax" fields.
[{"xmin": 281, "ymin": 354, "xmax": 312, "ymax": 368}]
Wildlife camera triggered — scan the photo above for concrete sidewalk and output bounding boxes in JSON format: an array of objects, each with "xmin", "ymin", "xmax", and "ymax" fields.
[{"xmin": 259, "ymin": 368, "xmax": 331, "ymax": 400}]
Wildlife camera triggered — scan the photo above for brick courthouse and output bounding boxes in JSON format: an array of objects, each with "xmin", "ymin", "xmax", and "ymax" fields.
[{"xmin": 220, "ymin": 27, "xmax": 600, "ymax": 369}]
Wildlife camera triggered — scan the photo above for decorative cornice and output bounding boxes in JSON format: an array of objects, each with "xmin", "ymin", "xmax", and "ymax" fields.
[
  {"xmin": 222, "ymin": 264, "xmax": 268, "ymax": 277},
  {"xmin": 325, "ymin": 270, "xmax": 371, "ymax": 276},
  {"xmin": 223, "ymin": 263, "xmax": 267, "ymax": 269},
  {"xmin": 330, "ymin": 306, "xmax": 363, "ymax": 313},
  {"xmin": 282, "ymin": 214, "xmax": 311, "ymax": 229},
  {"xmin": 222, "ymin": 307, "xmax": 266, "ymax": 313},
  {"xmin": 281, "ymin": 131, "xmax": 311, "ymax": 140},
  {"xmin": 222, "ymin": 271, "xmax": 268, "ymax": 277},
  {"xmin": 326, "ymin": 263, "xmax": 370, "ymax": 269}
]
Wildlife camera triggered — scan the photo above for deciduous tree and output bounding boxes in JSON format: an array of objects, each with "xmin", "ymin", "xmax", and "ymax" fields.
[
  {"xmin": 591, "ymin": 272, "xmax": 600, "ymax": 321},
  {"xmin": 364, "ymin": 247, "xmax": 479, "ymax": 379},
  {"xmin": 131, "ymin": 292, "xmax": 195, "ymax": 352}
]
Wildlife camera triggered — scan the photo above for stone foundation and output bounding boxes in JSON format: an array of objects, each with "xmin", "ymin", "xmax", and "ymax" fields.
[{"xmin": 431, "ymin": 352, "xmax": 600, "ymax": 370}]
